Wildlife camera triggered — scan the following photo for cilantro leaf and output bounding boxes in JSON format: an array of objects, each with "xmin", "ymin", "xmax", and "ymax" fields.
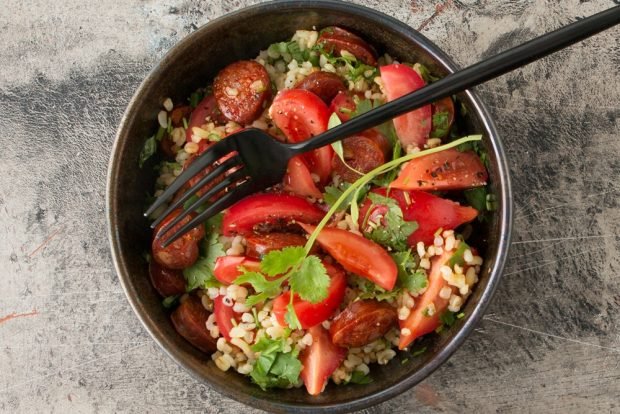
[
  {"xmin": 269, "ymin": 352, "xmax": 302, "ymax": 384},
  {"xmin": 234, "ymin": 272, "xmax": 283, "ymax": 306},
  {"xmin": 464, "ymin": 187, "xmax": 487, "ymax": 212},
  {"xmin": 329, "ymin": 113, "xmax": 364, "ymax": 176},
  {"xmin": 249, "ymin": 335, "xmax": 302, "ymax": 390},
  {"xmin": 439, "ymin": 310, "xmax": 457, "ymax": 327},
  {"xmin": 260, "ymin": 246, "xmax": 306, "ymax": 277},
  {"xmin": 448, "ymin": 241, "xmax": 469, "ymax": 267},
  {"xmin": 430, "ymin": 111, "xmax": 450, "ymax": 138},
  {"xmin": 183, "ymin": 230, "xmax": 224, "ymax": 291},
  {"xmin": 347, "ymin": 370, "xmax": 373, "ymax": 385},
  {"xmin": 138, "ymin": 135, "xmax": 157, "ymax": 168},
  {"xmin": 411, "ymin": 346, "xmax": 427, "ymax": 357},
  {"xmin": 289, "ymin": 256, "xmax": 330, "ymax": 303},
  {"xmin": 285, "ymin": 302, "xmax": 302, "ymax": 330},
  {"xmin": 364, "ymin": 193, "xmax": 417, "ymax": 251},
  {"xmin": 323, "ymin": 182, "xmax": 369, "ymax": 212},
  {"xmin": 189, "ymin": 91, "xmax": 204, "ymax": 108},
  {"xmin": 392, "ymin": 250, "xmax": 428, "ymax": 295},
  {"xmin": 162, "ymin": 295, "xmax": 179, "ymax": 308}
]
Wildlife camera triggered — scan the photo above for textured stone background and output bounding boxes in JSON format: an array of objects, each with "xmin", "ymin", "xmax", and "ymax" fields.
[{"xmin": 1, "ymin": 0, "xmax": 619, "ymax": 413}]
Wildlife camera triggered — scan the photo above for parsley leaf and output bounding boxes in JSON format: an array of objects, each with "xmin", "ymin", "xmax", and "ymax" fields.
[
  {"xmin": 260, "ymin": 246, "xmax": 306, "ymax": 277},
  {"xmin": 138, "ymin": 135, "xmax": 157, "ymax": 168},
  {"xmin": 364, "ymin": 193, "xmax": 417, "ymax": 252},
  {"xmin": 289, "ymin": 256, "xmax": 330, "ymax": 303}
]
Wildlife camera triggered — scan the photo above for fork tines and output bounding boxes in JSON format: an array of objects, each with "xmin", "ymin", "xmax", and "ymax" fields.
[{"xmin": 144, "ymin": 138, "xmax": 252, "ymax": 247}]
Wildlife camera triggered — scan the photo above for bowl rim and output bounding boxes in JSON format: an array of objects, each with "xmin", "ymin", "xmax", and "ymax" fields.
[{"xmin": 106, "ymin": 0, "xmax": 513, "ymax": 412}]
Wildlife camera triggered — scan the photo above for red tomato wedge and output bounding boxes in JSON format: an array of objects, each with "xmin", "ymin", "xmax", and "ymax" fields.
[
  {"xmin": 185, "ymin": 95, "xmax": 225, "ymax": 142},
  {"xmin": 399, "ymin": 250, "xmax": 456, "ymax": 350},
  {"xmin": 272, "ymin": 262, "xmax": 347, "ymax": 329},
  {"xmin": 270, "ymin": 89, "xmax": 334, "ymax": 184},
  {"xmin": 299, "ymin": 325, "xmax": 347, "ymax": 395},
  {"xmin": 390, "ymin": 148, "xmax": 488, "ymax": 191},
  {"xmin": 329, "ymin": 91, "xmax": 356, "ymax": 122},
  {"xmin": 380, "ymin": 64, "xmax": 432, "ymax": 147},
  {"xmin": 213, "ymin": 256, "xmax": 261, "ymax": 285},
  {"xmin": 283, "ymin": 156, "xmax": 322, "ymax": 199},
  {"xmin": 214, "ymin": 295, "xmax": 237, "ymax": 341},
  {"xmin": 222, "ymin": 194, "xmax": 324, "ymax": 236},
  {"xmin": 298, "ymin": 223, "xmax": 397, "ymax": 291},
  {"xmin": 359, "ymin": 188, "xmax": 478, "ymax": 246}
]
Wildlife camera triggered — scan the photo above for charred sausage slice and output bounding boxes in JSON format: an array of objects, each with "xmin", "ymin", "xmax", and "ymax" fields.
[
  {"xmin": 329, "ymin": 299, "xmax": 398, "ymax": 347},
  {"xmin": 149, "ymin": 260, "xmax": 187, "ymax": 297},
  {"xmin": 213, "ymin": 60, "xmax": 271, "ymax": 125},
  {"xmin": 331, "ymin": 131, "xmax": 389, "ymax": 183},
  {"xmin": 318, "ymin": 26, "xmax": 377, "ymax": 66},
  {"xmin": 171, "ymin": 295, "xmax": 217, "ymax": 353},
  {"xmin": 152, "ymin": 209, "xmax": 205, "ymax": 270},
  {"xmin": 245, "ymin": 232, "xmax": 318, "ymax": 259},
  {"xmin": 294, "ymin": 71, "xmax": 346, "ymax": 104}
]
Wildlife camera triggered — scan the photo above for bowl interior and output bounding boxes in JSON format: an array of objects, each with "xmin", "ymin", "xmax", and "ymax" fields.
[{"xmin": 107, "ymin": 1, "xmax": 511, "ymax": 412}]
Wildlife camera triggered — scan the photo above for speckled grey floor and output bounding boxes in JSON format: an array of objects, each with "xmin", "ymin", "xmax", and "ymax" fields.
[{"xmin": 1, "ymin": 0, "xmax": 619, "ymax": 413}]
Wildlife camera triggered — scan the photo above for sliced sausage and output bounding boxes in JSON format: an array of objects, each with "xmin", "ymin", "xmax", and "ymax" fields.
[
  {"xmin": 185, "ymin": 95, "xmax": 229, "ymax": 142},
  {"xmin": 213, "ymin": 60, "xmax": 271, "ymax": 125},
  {"xmin": 294, "ymin": 72, "xmax": 346, "ymax": 104},
  {"xmin": 332, "ymin": 132, "xmax": 389, "ymax": 183},
  {"xmin": 152, "ymin": 209, "xmax": 206, "ymax": 270},
  {"xmin": 159, "ymin": 135, "xmax": 178, "ymax": 159},
  {"xmin": 245, "ymin": 232, "xmax": 319, "ymax": 259},
  {"xmin": 170, "ymin": 105, "xmax": 192, "ymax": 127},
  {"xmin": 318, "ymin": 26, "xmax": 377, "ymax": 66},
  {"xmin": 149, "ymin": 260, "xmax": 187, "ymax": 297},
  {"xmin": 171, "ymin": 295, "xmax": 217, "ymax": 353},
  {"xmin": 329, "ymin": 299, "xmax": 398, "ymax": 348}
]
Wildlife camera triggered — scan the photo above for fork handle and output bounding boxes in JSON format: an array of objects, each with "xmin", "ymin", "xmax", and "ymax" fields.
[{"xmin": 287, "ymin": 5, "xmax": 620, "ymax": 154}]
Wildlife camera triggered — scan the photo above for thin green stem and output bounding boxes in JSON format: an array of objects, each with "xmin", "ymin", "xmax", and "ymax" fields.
[{"xmin": 303, "ymin": 135, "xmax": 482, "ymax": 253}]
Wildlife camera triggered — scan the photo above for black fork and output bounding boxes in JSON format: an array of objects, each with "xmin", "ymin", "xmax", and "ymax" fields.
[{"xmin": 144, "ymin": 6, "xmax": 620, "ymax": 247}]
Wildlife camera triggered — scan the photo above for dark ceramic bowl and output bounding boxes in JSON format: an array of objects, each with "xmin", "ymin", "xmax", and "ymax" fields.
[{"xmin": 107, "ymin": 1, "xmax": 512, "ymax": 412}]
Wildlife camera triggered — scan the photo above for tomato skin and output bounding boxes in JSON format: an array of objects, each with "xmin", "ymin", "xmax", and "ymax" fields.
[
  {"xmin": 283, "ymin": 156, "xmax": 323, "ymax": 199},
  {"xmin": 299, "ymin": 325, "xmax": 347, "ymax": 395},
  {"xmin": 269, "ymin": 89, "xmax": 334, "ymax": 184},
  {"xmin": 213, "ymin": 256, "xmax": 261, "ymax": 285},
  {"xmin": 329, "ymin": 91, "xmax": 357, "ymax": 122},
  {"xmin": 390, "ymin": 148, "xmax": 488, "ymax": 191},
  {"xmin": 222, "ymin": 194, "xmax": 324, "ymax": 236},
  {"xmin": 398, "ymin": 250, "xmax": 456, "ymax": 350},
  {"xmin": 359, "ymin": 188, "xmax": 478, "ymax": 246},
  {"xmin": 299, "ymin": 223, "xmax": 398, "ymax": 291},
  {"xmin": 380, "ymin": 64, "xmax": 432, "ymax": 147},
  {"xmin": 214, "ymin": 296, "xmax": 238, "ymax": 341},
  {"xmin": 272, "ymin": 262, "xmax": 347, "ymax": 329}
]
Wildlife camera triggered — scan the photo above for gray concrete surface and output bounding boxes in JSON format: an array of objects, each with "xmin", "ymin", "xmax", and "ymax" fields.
[{"xmin": 1, "ymin": 0, "xmax": 619, "ymax": 412}]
